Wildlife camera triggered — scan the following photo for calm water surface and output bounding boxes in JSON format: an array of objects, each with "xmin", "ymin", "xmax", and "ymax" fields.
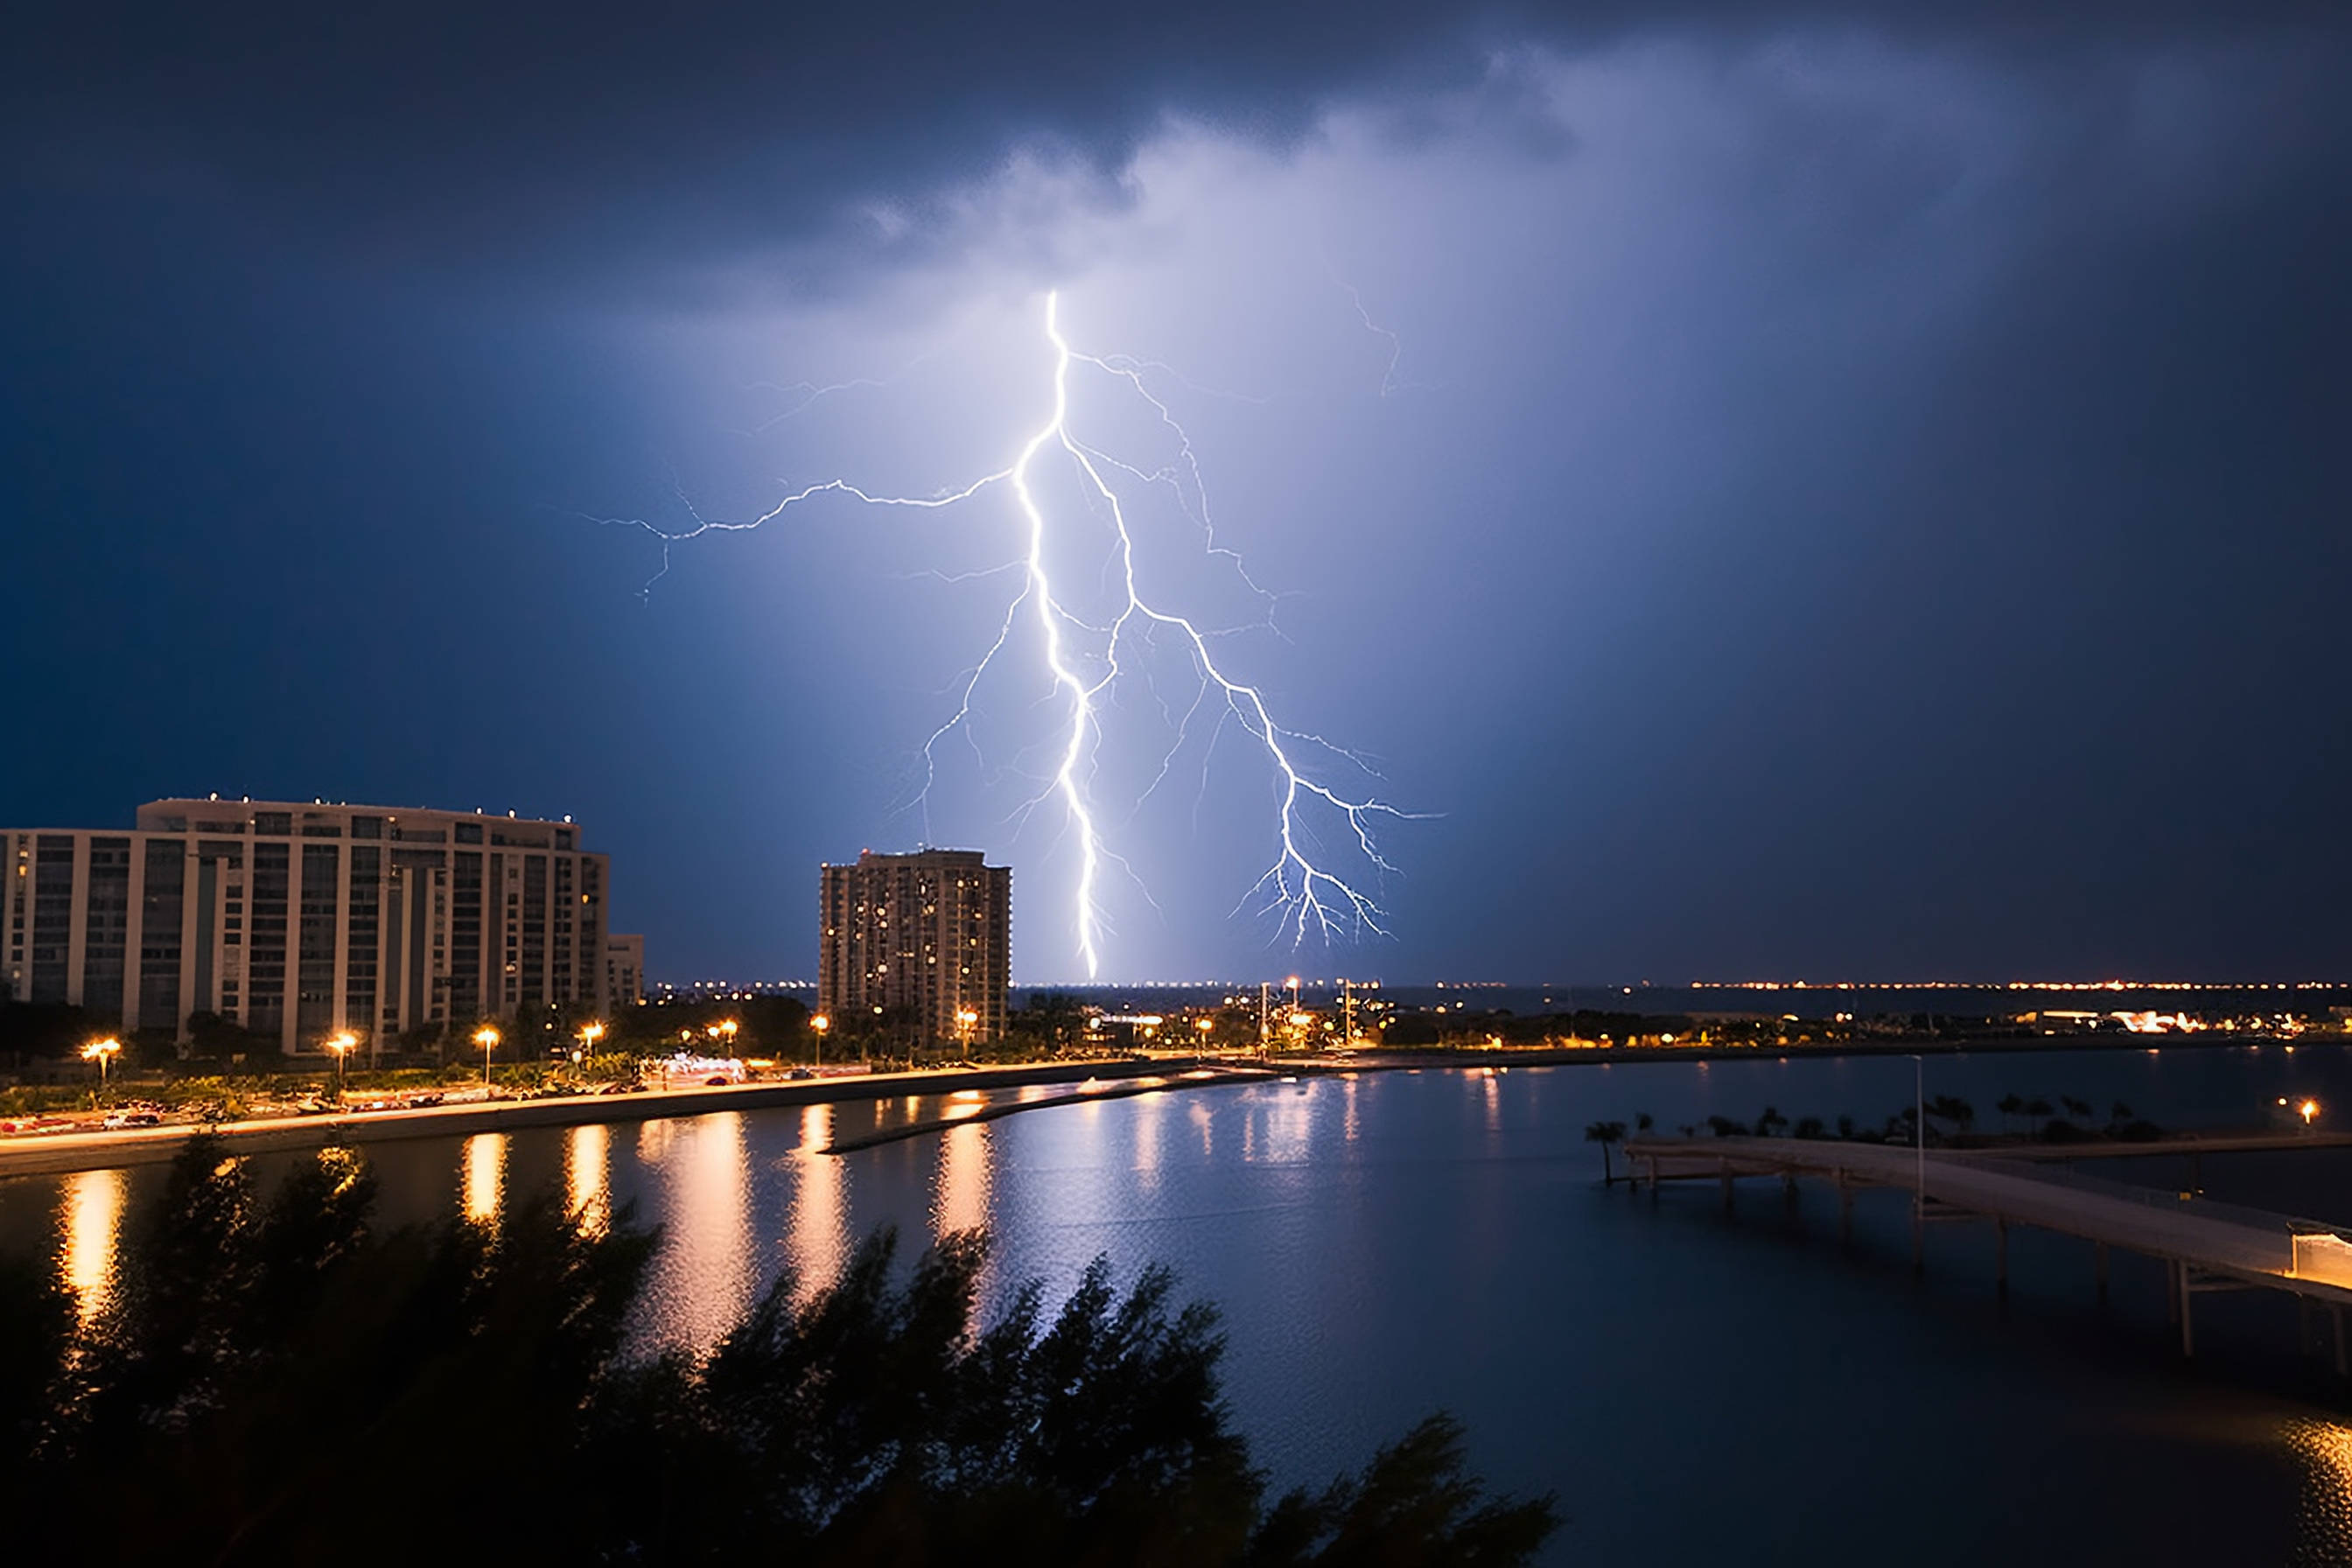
[{"xmin": 13, "ymin": 1046, "xmax": 2352, "ymax": 1564}]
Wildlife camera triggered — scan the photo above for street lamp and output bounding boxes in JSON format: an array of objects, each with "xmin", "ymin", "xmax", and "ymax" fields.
[
  {"xmin": 956, "ymin": 1008, "xmax": 978, "ymax": 1063},
  {"xmin": 1195, "ymin": 1016, "xmax": 1215, "ymax": 1062},
  {"xmin": 326, "ymin": 1032, "xmax": 358, "ymax": 1103},
  {"xmin": 474, "ymin": 1025, "xmax": 500, "ymax": 1089},
  {"xmin": 718, "ymin": 1018, "xmax": 739, "ymax": 1051},
  {"xmin": 810, "ymin": 1013, "xmax": 829, "ymax": 1069},
  {"xmin": 2303, "ymin": 1099, "xmax": 2321, "ymax": 1128},
  {"xmin": 80, "ymin": 1036, "xmax": 122, "ymax": 1102}
]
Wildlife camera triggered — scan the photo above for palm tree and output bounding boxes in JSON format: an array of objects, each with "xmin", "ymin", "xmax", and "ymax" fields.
[
  {"xmin": 1927, "ymin": 1095, "xmax": 1976, "ymax": 1134},
  {"xmin": 1634, "ymin": 1112, "xmax": 1655, "ymax": 1134},
  {"xmin": 2061, "ymin": 1096, "xmax": 2094, "ymax": 1123},
  {"xmin": 1792, "ymin": 1116, "xmax": 1827, "ymax": 1139},
  {"xmin": 1996, "ymin": 1093, "xmax": 2026, "ymax": 1133},
  {"xmin": 2024, "ymin": 1096, "xmax": 2054, "ymax": 1130},
  {"xmin": 1756, "ymin": 1105, "xmax": 1790, "ymax": 1137},
  {"xmin": 1836, "ymin": 1114, "xmax": 1857, "ymax": 1140},
  {"xmin": 1584, "ymin": 1121, "xmax": 1628, "ymax": 1185}
]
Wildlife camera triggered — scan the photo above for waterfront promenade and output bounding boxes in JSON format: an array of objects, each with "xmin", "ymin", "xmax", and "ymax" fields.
[
  {"xmin": 0, "ymin": 1056, "xmax": 1204, "ymax": 1179},
  {"xmin": 0, "ymin": 1032, "xmax": 2331, "ymax": 1179}
]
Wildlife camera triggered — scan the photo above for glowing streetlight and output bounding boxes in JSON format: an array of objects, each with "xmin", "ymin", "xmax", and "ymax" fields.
[
  {"xmin": 810, "ymin": 1012, "xmax": 830, "ymax": 1069},
  {"xmin": 326, "ymin": 1032, "xmax": 358, "ymax": 1102},
  {"xmin": 474, "ymin": 1025, "xmax": 500, "ymax": 1088},
  {"xmin": 2303, "ymin": 1099, "xmax": 2320, "ymax": 1127},
  {"xmin": 718, "ymin": 1018, "xmax": 739, "ymax": 1048},
  {"xmin": 956, "ymin": 1007, "xmax": 978, "ymax": 1062},
  {"xmin": 80, "ymin": 1036, "xmax": 122, "ymax": 1099}
]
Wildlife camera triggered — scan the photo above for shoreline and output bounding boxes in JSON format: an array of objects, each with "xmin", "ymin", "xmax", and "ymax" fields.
[{"xmin": 0, "ymin": 1032, "xmax": 2320, "ymax": 1179}]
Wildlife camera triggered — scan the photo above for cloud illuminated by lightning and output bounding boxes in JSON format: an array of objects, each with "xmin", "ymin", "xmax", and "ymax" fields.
[{"xmin": 592, "ymin": 292, "xmax": 1417, "ymax": 976}]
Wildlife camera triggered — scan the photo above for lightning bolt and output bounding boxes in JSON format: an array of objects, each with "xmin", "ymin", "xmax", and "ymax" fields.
[{"xmin": 590, "ymin": 291, "xmax": 1418, "ymax": 977}]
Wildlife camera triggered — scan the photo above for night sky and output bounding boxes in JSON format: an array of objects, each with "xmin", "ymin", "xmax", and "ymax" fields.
[{"xmin": 4, "ymin": 3, "xmax": 2347, "ymax": 984}]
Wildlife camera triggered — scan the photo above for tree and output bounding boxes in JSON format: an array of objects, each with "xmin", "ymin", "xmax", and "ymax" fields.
[
  {"xmin": 1249, "ymin": 1414, "xmax": 1558, "ymax": 1568},
  {"xmin": 0, "ymin": 1139, "xmax": 1558, "ymax": 1565},
  {"xmin": 2061, "ymin": 1096, "xmax": 2094, "ymax": 1122},
  {"xmin": 0, "ymin": 998, "xmax": 108, "ymax": 1068},
  {"xmin": 1018, "ymin": 990, "xmax": 1093, "ymax": 1055},
  {"xmin": 1756, "ymin": 1105, "xmax": 1790, "ymax": 1137},
  {"xmin": 1926, "ymin": 1096, "xmax": 1976, "ymax": 1134},
  {"xmin": 1583, "ymin": 1121, "xmax": 1627, "ymax": 1184},
  {"xmin": 1996, "ymin": 1094, "xmax": 2026, "ymax": 1133}
]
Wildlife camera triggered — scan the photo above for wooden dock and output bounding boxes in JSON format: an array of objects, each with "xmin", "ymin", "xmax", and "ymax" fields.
[{"xmin": 1626, "ymin": 1136, "xmax": 2352, "ymax": 1364}]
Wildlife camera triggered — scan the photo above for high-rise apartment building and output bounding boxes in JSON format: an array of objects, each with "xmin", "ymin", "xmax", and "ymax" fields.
[
  {"xmin": 3, "ymin": 798, "xmax": 613, "ymax": 1054},
  {"xmin": 819, "ymin": 849, "xmax": 1010, "ymax": 1043}
]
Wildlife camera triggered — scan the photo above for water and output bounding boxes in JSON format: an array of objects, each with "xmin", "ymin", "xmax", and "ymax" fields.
[{"xmin": 12, "ymin": 1046, "xmax": 2352, "ymax": 1563}]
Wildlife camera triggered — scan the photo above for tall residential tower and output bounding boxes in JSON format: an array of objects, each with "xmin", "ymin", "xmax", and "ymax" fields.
[{"xmin": 818, "ymin": 849, "xmax": 1010, "ymax": 1044}]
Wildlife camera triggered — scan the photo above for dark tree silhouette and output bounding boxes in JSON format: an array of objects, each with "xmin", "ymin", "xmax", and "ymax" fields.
[
  {"xmin": 1925, "ymin": 1096, "xmax": 1975, "ymax": 1133},
  {"xmin": 1, "ymin": 1138, "xmax": 1558, "ymax": 1567}
]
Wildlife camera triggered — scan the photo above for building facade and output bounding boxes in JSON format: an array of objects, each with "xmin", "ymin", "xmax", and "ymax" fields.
[
  {"xmin": 819, "ymin": 849, "xmax": 1009, "ymax": 1043},
  {"xmin": 605, "ymin": 933, "xmax": 645, "ymax": 1013},
  {"xmin": 4, "ymin": 799, "xmax": 612, "ymax": 1054}
]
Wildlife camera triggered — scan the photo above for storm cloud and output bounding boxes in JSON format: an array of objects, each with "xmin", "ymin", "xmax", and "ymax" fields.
[{"xmin": 4, "ymin": 3, "xmax": 2347, "ymax": 982}]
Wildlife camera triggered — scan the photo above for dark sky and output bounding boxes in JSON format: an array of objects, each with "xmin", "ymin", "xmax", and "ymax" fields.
[{"xmin": 4, "ymin": 3, "xmax": 2348, "ymax": 984}]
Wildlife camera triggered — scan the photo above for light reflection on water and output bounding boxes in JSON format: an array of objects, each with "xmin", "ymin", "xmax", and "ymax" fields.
[
  {"xmin": 567, "ymin": 1124, "xmax": 610, "ymax": 1235},
  {"xmin": 636, "ymin": 1113, "xmax": 752, "ymax": 1354},
  {"xmin": 462, "ymin": 1133, "xmax": 506, "ymax": 1225},
  {"xmin": 59, "ymin": 1167, "xmax": 125, "ymax": 1326},
  {"xmin": 788, "ymin": 1104, "xmax": 848, "ymax": 1296},
  {"xmin": 932, "ymin": 1122, "xmax": 991, "ymax": 1240},
  {"xmin": 2286, "ymin": 1418, "xmax": 2352, "ymax": 1558},
  {"xmin": 1134, "ymin": 1090, "xmax": 1163, "ymax": 1191}
]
